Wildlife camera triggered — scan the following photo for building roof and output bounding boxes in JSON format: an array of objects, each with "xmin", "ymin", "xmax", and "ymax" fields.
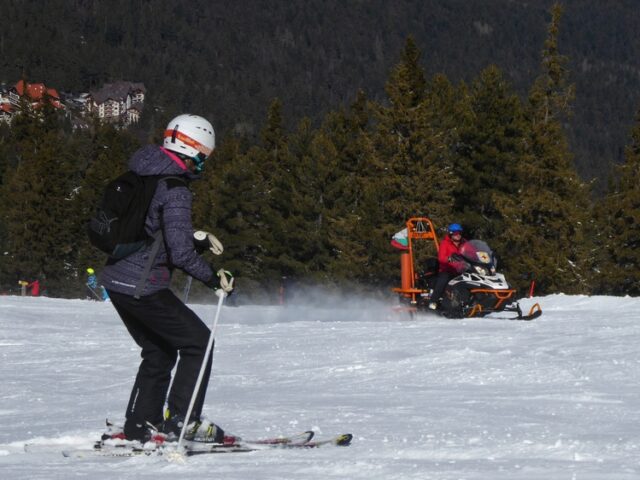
[
  {"xmin": 90, "ymin": 81, "xmax": 146, "ymax": 104},
  {"xmin": 12, "ymin": 79, "xmax": 63, "ymax": 109},
  {"xmin": 15, "ymin": 79, "xmax": 60, "ymax": 101}
]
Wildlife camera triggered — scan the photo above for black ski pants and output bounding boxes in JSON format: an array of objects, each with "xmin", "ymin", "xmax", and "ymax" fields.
[
  {"xmin": 431, "ymin": 272, "xmax": 454, "ymax": 304},
  {"xmin": 107, "ymin": 289, "xmax": 213, "ymax": 436}
]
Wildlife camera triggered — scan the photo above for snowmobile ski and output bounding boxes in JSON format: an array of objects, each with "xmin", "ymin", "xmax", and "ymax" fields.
[{"xmin": 465, "ymin": 301, "xmax": 542, "ymax": 321}]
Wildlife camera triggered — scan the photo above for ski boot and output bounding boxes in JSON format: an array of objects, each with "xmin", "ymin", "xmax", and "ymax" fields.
[
  {"xmin": 161, "ymin": 412, "xmax": 233, "ymax": 444},
  {"xmin": 100, "ymin": 419, "xmax": 168, "ymax": 448}
]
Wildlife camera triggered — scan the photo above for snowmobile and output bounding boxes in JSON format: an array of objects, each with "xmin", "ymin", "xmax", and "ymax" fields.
[{"xmin": 391, "ymin": 217, "xmax": 541, "ymax": 320}]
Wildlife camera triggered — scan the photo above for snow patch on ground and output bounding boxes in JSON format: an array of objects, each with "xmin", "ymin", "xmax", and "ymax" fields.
[{"xmin": 0, "ymin": 294, "xmax": 639, "ymax": 479}]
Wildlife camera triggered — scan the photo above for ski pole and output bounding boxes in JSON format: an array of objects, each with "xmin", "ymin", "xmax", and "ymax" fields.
[
  {"xmin": 86, "ymin": 284, "xmax": 102, "ymax": 301},
  {"xmin": 176, "ymin": 289, "xmax": 226, "ymax": 450},
  {"xmin": 183, "ymin": 276, "xmax": 193, "ymax": 303}
]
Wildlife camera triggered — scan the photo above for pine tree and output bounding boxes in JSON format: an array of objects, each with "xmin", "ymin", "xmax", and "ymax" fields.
[
  {"xmin": 198, "ymin": 100, "xmax": 298, "ymax": 298},
  {"xmin": 0, "ymin": 104, "xmax": 79, "ymax": 295},
  {"xmin": 492, "ymin": 4, "xmax": 593, "ymax": 294},
  {"xmin": 187, "ymin": 134, "xmax": 257, "ymax": 298},
  {"xmin": 595, "ymin": 108, "xmax": 640, "ymax": 294},
  {"xmin": 0, "ymin": 124, "xmax": 12, "ymax": 263},
  {"xmin": 321, "ymin": 91, "xmax": 381, "ymax": 283},
  {"xmin": 285, "ymin": 117, "xmax": 334, "ymax": 280},
  {"xmin": 367, "ymin": 37, "xmax": 458, "ymax": 284},
  {"xmin": 203, "ymin": 139, "xmax": 269, "ymax": 292},
  {"xmin": 0, "ymin": 123, "xmax": 11, "ymax": 184},
  {"xmin": 253, "ymin": 99, "xmax": 299, "ymax": 286},
  {"xmin": 453, "ymin": 65, "xmax": 527, "ymax": 243}
]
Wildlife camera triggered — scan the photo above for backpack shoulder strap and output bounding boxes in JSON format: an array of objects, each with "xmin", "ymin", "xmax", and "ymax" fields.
[
  {"xmin": 131, "ymin": 175, "xmax": 187, "ymax": 299},
  {"xmin": 133, "ymin": 230, "xmax": 163, "ymax": 300}
]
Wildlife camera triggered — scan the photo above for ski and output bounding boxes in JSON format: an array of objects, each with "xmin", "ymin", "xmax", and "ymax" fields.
[
  {"xmin": 55, "ymin": 427, "xmax": 352, "ymax": 458},
  {"xmin": 242, "ymin": 430, "xmax": 314, "ymax": 445},
  {"xmin": 183, "ymin": 433, "xmax": 352, "ymax": 456},
  {"xmin": 99, "ymin": 419, "xmax": 315, "ymax": 446},
  {"xmin": 26, "ymin": 430, "xmax": 311, "ymax": 455},
  {"xmin": 489, "ymin": 302, "xmax": 543, "ymax": 321},
  {"xmin": 286, "ymin": 433, "xmax": 353, "ymax": 448},
  {"xmin": 60, "ymin": 432, "xmax": 352, "ymax": 458},
  {"xmin": 62, "ymin": 443, "xmax": 253, "ymax": 457}
]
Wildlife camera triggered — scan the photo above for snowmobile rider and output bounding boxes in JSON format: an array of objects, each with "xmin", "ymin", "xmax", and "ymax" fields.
[
  {"xmin": 100, "ymin": 114, "xmax": 234, "ymax": 444},
  {"xmin": 428, "ymin": 223, "xmax": 467, "ymax": 310}
]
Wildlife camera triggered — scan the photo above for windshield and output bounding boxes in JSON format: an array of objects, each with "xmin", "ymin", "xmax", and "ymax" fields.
[{"xmin": 459, "ymin": 240, "xmax": 495, "ymax": 266}]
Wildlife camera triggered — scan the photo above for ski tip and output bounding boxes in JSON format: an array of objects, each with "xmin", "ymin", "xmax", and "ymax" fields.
[
  {"xmin": 518, "ymin": 310, "xmax": 542, "ymax": 321},
  {"xmin": 335, "ymin": 433, "xmax": 353, "ymax": 446},
  {"xmin": 520, "ymin": 302, "xmax": 542, "ymax": 320}
]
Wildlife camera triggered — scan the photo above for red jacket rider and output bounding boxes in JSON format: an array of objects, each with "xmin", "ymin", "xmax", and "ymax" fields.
[
  {"xmin": 429, "ymin": 223, "xmax": 467, "ymax": 309},
  {"xmin": 438, "ymin": 224, "xmax": 467, "ymax": 275}
]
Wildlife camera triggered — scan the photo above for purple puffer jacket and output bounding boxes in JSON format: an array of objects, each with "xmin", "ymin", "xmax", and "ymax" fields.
[{"xmin": 99, "ymin": 145, "xmax": 215, "ymax": 297}]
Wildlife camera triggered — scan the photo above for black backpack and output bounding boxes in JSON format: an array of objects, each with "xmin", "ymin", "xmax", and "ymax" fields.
[{"xmin": 87, "ymin": 172, "xmax": 183, "ymax": 260}]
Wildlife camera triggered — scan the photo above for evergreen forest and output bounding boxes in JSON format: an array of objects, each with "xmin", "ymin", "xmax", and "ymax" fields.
[{"xmin": 0, "ymin": 2, "xmax": 639, "ymax": 301}]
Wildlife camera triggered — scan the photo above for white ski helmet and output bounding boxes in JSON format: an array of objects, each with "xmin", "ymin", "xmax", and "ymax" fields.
[{"xmin": 163, "ymin": 114, "xmax": 215, "ymax": 172}]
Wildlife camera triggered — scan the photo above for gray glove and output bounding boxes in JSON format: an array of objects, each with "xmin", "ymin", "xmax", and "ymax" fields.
[{"xmin": 193, "ymin": 230, "xmax": 223, "ymax": 255}]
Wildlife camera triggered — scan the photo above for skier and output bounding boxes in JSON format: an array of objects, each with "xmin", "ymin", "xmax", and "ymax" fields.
[
  {"xmin": 428, "ymin": 223, "xmax": 467, "ymax": 310},
  {"xmin": 86, "ymin": 267, "xmax": 109, "ymax": 301},
  {"xmin": 27, "ymin": 279, "xmax": 40, "ymax": 296},
  {"xmin": 99, "ymin": 114, "xmax": 234, "ymax": 444}
]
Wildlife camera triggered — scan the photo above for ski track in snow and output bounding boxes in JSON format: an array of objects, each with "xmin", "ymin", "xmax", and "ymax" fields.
[{"xmin": 0, "ymin": 294, "xmax": 639, "ymax": 479}]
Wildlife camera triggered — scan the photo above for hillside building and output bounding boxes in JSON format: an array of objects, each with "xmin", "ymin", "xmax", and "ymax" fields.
[
  {"xmin": 86, "ymin": 81, "xmax": 145, "ymax": 125},
  {"xmin": 0, "ymin": 80, "xmax": 64, "ymax": 124}
]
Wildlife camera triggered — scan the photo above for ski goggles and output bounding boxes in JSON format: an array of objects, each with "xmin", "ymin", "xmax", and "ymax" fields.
[{"xmin": 192, "ymin": 152, "xmax": 207, "ymax": 173}]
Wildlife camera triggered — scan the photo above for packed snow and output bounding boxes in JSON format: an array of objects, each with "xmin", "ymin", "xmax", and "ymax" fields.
[{"xmin": 0, "ymin": 293, "xmax": 639, "ymax": 479}]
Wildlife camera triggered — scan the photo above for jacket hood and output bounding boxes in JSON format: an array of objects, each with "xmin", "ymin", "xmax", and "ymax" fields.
[{"xmin": 128, "ymin": 145, "xmax": 196, "ymax": 178}]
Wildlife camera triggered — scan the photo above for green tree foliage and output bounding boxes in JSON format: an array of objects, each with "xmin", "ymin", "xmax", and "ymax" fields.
[
  {"xmin": 321, "ymin": 92, "xmax": 381, "ymax": 282},
  {"xmin": 0, "ymin": 107, "xmax": 140, "ymax": 296},
  {"xmin": 594, "ymin": 109, "xmax": 640, "ymax": 294},
  {"xmin": 0, "ymin": 124, "xmax": 11, "ymax": 182},
  {"xmin": 193, "ymin": 100, "xmax": 301, "ymax": 297},
  {"xmin": 193, "ymin": 134, "xmax": 269, "ymax": 296},
  {"xmin": 492, "ymin": 4, "xmax": 593, "ymax": 294},
  {"xmin": 370, "ymin": 38, "xmax": 454, "ymax": 225},
  {"xmin": 368, "ymin": 38, "xmax": 457, "ymax": 283},
  {"xmin": 453, "ymin": 65, "xmax": 527, "ymax": 241},
  {"xmin": 1, "ymin": 17, "xmax": 638, "ymax": 299},
  {"xmin": 249, "ymin": 99, "xmax": 299, "ymax": 284},
  {"xmin": 285, "ymin": 118, "xmax": 334, "ymax": 280},
  {"xmin": 4, "ymin": 1, "xmax": 640, "ymax": 193},
  {"xmin": 0, "ymin": 124, "xmax": 12, "ymax": 257},
  {"xmin": 0, "ymin": 105, "xmax": 78, "ymax": 295}
]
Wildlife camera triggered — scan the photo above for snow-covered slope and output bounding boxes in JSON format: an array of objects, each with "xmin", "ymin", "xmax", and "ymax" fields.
[{"xmin": 0, "ymin": 294, "xmax": 638, "ymax": 479}]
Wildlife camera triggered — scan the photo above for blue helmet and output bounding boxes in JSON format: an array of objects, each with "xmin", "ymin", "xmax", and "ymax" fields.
[{"xmin": 448, "ymin": 223, "xmax": 463, "ymax": 234}]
